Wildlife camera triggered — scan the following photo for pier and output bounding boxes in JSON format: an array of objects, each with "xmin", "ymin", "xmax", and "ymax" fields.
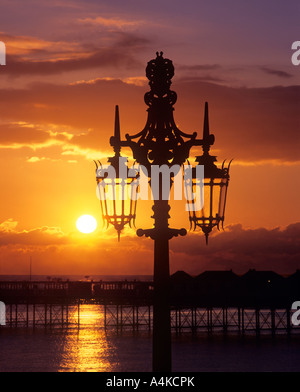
[{"xmin": 0, "ymin": 269, "xmax": 300, "ymax": 335}]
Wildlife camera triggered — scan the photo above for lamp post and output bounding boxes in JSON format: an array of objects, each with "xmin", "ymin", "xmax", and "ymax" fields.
[{"xmin": 94, "ymin": 52, "xmax": 231, "ymax": 372}]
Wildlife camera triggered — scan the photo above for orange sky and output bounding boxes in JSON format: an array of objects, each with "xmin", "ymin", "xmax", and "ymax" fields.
[{"xmin": 0, "ymin": 0, "xmax": 299, "ymax": 276}]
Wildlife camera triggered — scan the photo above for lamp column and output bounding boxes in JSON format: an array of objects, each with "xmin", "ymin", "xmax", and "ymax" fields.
[{"xmin": 152, "ymin": 178, "xmax": 172, "ymax": 372}]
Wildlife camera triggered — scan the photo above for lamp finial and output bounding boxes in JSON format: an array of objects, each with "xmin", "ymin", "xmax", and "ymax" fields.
[
  {"xmin": 203, "ymin": 102, "xmax": 210, "ymax": 153},
  {"xmin": 114, "ymin": 105, "xmax": 120, "ymax": 143}
]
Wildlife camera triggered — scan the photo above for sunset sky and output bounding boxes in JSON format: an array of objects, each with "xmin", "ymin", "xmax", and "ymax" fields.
[{"xmin": 0, "ymin": 0, "xmax": 299, "ymax": 276}]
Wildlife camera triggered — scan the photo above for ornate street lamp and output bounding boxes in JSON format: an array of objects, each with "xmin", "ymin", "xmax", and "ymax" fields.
[{"xmin": 94, "ymin": 52, "xmax": 231, "ymax": 371}]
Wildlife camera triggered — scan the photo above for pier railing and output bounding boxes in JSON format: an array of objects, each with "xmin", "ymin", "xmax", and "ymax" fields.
[{"xmin": 0, "ymin": 276, "xmax": 299, "ymax": 334}]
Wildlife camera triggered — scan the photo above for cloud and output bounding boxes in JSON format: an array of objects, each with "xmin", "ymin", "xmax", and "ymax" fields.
[
  {"xmin": 260, "ymin": 67, "xmax": 293, "ymax": 79},
  {"xmin": 178, "ymin": 64, "xmax": 221, "ymax": 71},
  {"xmin": 0, "ymin": 219, "xmax": 299, "ymax": 275},
  {"xmin": 174, "ymin": 81, "xmax": 300, "ymax": 163},
  {"xmin": 0, "ymin": 77, "xmax": 298, "ymax": 164},
  {"xmin": 0, "ymin": 123, "xmax": 49, "ymax": 145},
  {"xmin": 0, "ymin": 121, "xmax": 75, "ymax": 153},
  {"xmin": 0, "ymin": 32, "xmax": 84, "ymax": 59},
  {"xmin": 0, "ymin": 31, "xmax": 149, "ymax": 76},
  {"xmin": 0, "ymin": 218, "xmax": 18, "ymax": 232},
  {"xmin": 0, "ymin": 219, "xmax": 67, "ymax": 246},
  {"xmin": 170, "ymin": 223, "xmax": 300, "ymax": 275},
  {"xmin": 0, "ymin": 218, "xmax": 153, "ymax": 274},
  {"xmin": 26, "ymin": 156, "xmax": 64, "ymax": 163},
  {"xmin": 0, "ymin": 119, "xmax": 95, "ymax": 160},
  {"xmin": 27, "ymin": 156, "xmax": 47, "ymax": 163},
  {"xmin": 60, "ymin": 144, "xmax": 110, "ymax": 160},
  {"xmin": 69, "ymin": 76, "xmax": 147, "ymax": 87},
  {"xmin": 78, "ymin": 16, "xmax": 142, "ymax": 29},
  {"xmin": 177, "ymin": 75, "xmax": 226, "ymax": 84},
  {"xmin": 3, "ymin": 49, "xmax": 136, "ymax": 76}
]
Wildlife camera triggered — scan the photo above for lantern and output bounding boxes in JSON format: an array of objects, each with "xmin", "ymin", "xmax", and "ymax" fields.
[
  {"xmin": 95, "ymin": 106, "xmax": 138, "ymax": 240},
  {"xmin": 185, "ymin": 102, "xmax": 231, "ymax": 243}
]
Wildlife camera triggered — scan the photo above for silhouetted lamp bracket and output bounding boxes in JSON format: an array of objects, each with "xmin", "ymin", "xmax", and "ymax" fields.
[
  {"xmin": 94, "ymin": 105, "xmax": 138, "ymax": 241},
  {"xmin": 94, "ymin": 52, "xmax": 231, "ymax": 243}
]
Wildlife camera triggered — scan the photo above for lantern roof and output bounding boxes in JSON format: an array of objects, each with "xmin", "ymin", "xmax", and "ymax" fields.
[{"xmin": 195, "ymin": 102, "xmax": 229, "ymax": 179}]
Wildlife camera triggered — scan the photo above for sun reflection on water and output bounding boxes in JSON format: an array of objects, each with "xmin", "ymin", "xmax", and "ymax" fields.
[{"xmin": 58, "ymin": 304, "xmax": 116, "ymax": 372}]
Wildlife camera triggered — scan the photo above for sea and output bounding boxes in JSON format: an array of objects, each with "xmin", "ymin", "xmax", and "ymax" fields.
[{"xmin": 1, "ymin": 275, "xmax": 300, "ymax": 372}]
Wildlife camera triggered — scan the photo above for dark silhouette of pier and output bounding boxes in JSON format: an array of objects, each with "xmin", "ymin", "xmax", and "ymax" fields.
[{"xmin": 1, "ymin": 269, "xmax": 300, "ymax": 334}]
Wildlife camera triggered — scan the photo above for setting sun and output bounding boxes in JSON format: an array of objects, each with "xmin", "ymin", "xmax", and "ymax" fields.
[{"xmin": 76, "ymin": 215, "xmax": 97, "ymax": 234}]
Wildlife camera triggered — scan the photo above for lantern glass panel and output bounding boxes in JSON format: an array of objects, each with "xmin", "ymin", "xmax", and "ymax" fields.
[
  {"xmin": 97, "ymin": 173, "xmax": 138, "ymax": 232},
  {"xmin": 212, "ymin": 179, "xmax": 222, "ymax": 218},
  {"xmin": 218, "ymin": 177, "xmax": 228, "ymax": 218},
  {"xmin": 192, "ymin": 179, "xmax": 219, "ymax": 221},
  {"xmin": 202, "ymin": 179, "xmax": 213, "ymax": 220}
]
